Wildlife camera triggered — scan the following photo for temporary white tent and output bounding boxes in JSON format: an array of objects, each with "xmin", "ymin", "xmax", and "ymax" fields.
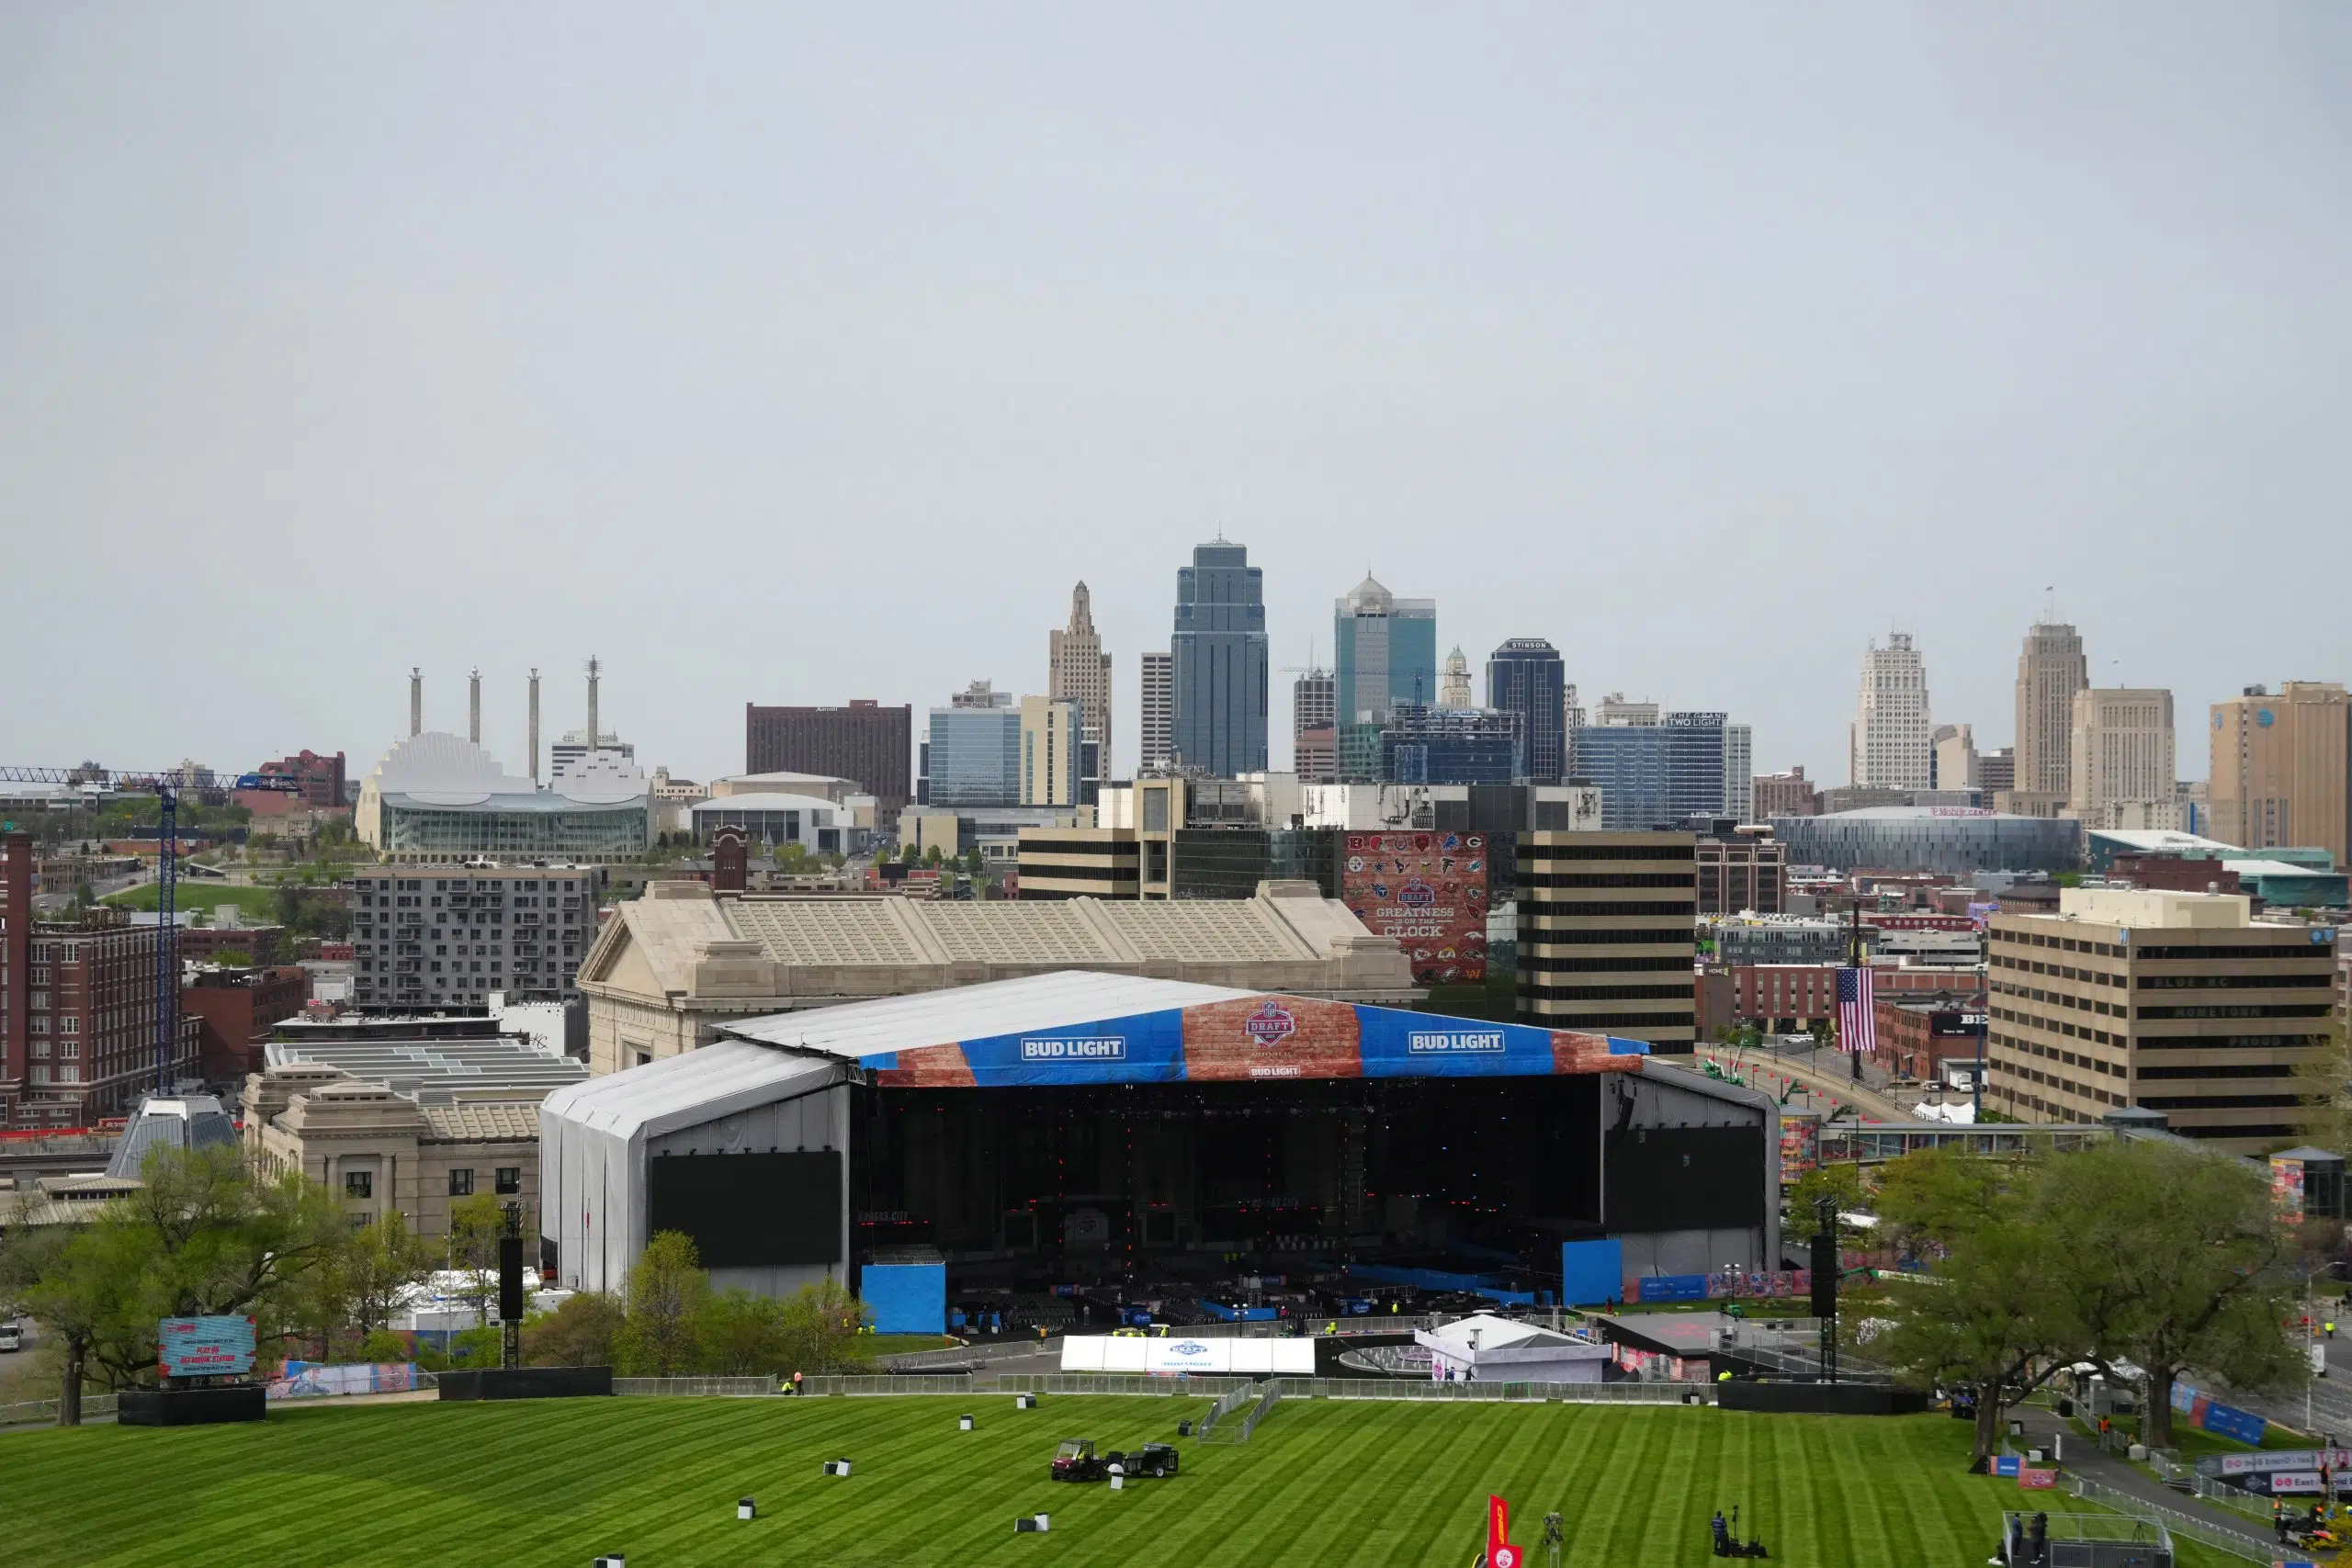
[
  {"xmin": 1414, "ymin": 1313, "xmax": 1614, "ymax": 1383},
  {"xmin": 538, "ymin": 1042, "xmax": 851, "ymax": 1295}
]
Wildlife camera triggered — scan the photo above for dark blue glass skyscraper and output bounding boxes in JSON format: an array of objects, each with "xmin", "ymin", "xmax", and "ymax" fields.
[
  {"xmin": 1486, "ymin": 637, "xmax": 1566, "ymax": 783},
  {"xmin": 1171, "ymin": 540, "xmax": 1268, "ymax": 776}
]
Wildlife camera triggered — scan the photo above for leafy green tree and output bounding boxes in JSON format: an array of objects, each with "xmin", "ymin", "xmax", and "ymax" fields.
[
  {"xmin": 334, "ymin": 1212, "xmax": 439, "ymax": 1341},
  {"xmin": 962, "ymin": 847, "xmax": 983, "ymax": 875},
  {"xmin": 524, "ymin": 1291, "xmax": 625, "ymax": 1368},
  {"xmin": 446, "ymin": 1193, "xmax": 510, "ymax": 1327},
  {"xmin": 776, "ymin": 1279, "xmax": 872, "ymax": 1374},
  {"xmin": 1783, "ymin": 1164, "xmax": 1865, "ymax": 1245},
  {"xmin": 356, "ymin": 1328, "xmax": 413, "ymax": 1362},
  {"xmin": 614, "ymin": 1231, "xmax": 711, "ymax": 1376},
  {"xmin": 2037, "ymin": 1139, "xmax": 2304, "ymax": 1448},
  {"xmin": 699, "ymin": 1289, "xmax": 792, "ymax": 1374},
  {"xmin": 923, "ymin": 844, "xmax": 944, "ymax": 867},
  {"xmin": 9, "ymin": 1145, "xmax": 346, "ymax": 1419}
]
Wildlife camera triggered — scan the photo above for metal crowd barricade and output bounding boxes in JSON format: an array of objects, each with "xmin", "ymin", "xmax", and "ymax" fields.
[
  {"xmin": 2064, "ymin": 1476, "xmax": 2271, "ymax": 1564},
  {"xmin": 614, "ymin": 1375, "xmax": 784, "ymax": 1397},
  {"xmin": 0, "ymin": 1393, "xmax": 120, "ymax": 1429}
]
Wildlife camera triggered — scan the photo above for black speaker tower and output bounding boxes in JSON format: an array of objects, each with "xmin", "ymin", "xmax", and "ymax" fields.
[{"xmin": 1809, "ymin": 1197, "xmax": 1838, "ymax": 1382}]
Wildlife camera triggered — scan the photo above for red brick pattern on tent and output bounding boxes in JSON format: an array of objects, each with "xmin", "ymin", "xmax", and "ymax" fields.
[
  {"xmin": 1549, "ymin": 1032, "xmax": 1645, "ymax": 1075},
  {"xmin": 874, "ymin": 1043, "xmax": 977, "ymax": 1089},
  {"xmin": 1180, "ymin": 995, "xmax": 1364, "ymax": 1082}
]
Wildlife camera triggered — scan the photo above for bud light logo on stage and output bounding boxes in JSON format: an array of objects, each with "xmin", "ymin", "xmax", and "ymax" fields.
[
  {"xmin": 1407, "ymin": 1031, "xmax": 1507, "ymax": 1055},
  {"xmin": 1019, "ymin": 1036, "xmax": 1125, "ymax": 1062},
  {"xmin": 1243, "ymin": 1001, "xmax": 1297, "ymax": 1046}
]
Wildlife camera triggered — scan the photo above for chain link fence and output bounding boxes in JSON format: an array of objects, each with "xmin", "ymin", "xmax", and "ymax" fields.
[
  {"xmin": 614, "ymin": 1376, "xmax": 778, "ymax": 1398},
  {"xmin": 2065, "ymin": 1476, "xmax": 2272, "ymax": 1563},
  {"xmin": 1191, "ymin": 1381, "xmax": 1261, "ymax": 1442}
]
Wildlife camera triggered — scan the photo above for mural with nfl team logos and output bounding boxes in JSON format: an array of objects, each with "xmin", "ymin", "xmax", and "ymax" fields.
[
  {"xmin": 1340, "ymin": 830, "xmax": 1488, "ymax": 985},
  {"xmin": 856, "ymin": 994, "xmax": 1646, "ymax": 1089}
]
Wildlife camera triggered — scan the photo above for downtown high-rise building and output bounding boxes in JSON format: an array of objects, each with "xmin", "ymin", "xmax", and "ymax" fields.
[
  {"xmin": 745, "ymin": 699, "xmax": 912, "ymax": 828},
  {"xmin": 1487, "ymin": 637, "xmax": 1566, "ymax": 784},
  {"xmin": 2067, "ymin": 688, "xmax": 2177, "ymax": 829},
  {"xmin": 1047, "ymin": 581, "xmax": 1113, "ymax": 769},
  {"xmin": 1849, "ymin": 633, "xmax": 1932, "ymax": 790},
  {"xmin": 1292, "ymin": 668, "xmax": 1337, "ymax": 784},
  {"xmin": 1576, "ymin": 708, "xmax": 1731, "ymax": 830},
  {"xmin": 1170, "ymin": 540, "xmax": 1267, "ymax": 776},
  {"xmin": 1139, "ymin": 651, "xmax": 1173, "ymax": 774},
  {"xmin": 2010, "ymin": 621, "xmax": 2087, "ymax": 815},
  {"xmin": 2210, "ymin": 682, "xmax": 2350, "ymax": 867},
  {"xmin": 1334, "ymin": 574, "xmax": 1437, "ymax": 727}
]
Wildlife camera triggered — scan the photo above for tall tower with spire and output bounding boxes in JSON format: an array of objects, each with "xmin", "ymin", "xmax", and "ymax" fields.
[
  {"xmin": 1048, "ymin": 581, "xmax": 1113, "ymax": 792},
  {"xmin": 1437, "ymin": 646, "xmax": 1473, "ymax": 710}
]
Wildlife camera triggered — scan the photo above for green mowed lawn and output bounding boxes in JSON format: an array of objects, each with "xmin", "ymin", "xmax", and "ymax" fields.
[
  {"xmin": 101, "ymin": 882, "xmax": 278, "ymax": 918},
  {"xmin": 0, "ymin": 1395, "xmax": 2217, "ymax": 1568}
]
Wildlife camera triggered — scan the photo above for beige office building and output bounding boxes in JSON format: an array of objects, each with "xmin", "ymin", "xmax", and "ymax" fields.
[
  {"xmin": 2067, "ymin": 688, "xmax": 2177, "ymax": 829},
  {"xmin": 243, "ymin": 1066, "xmax": 540, "ymax": 1240},
  {"xmin": 1140, "ymin": 652, "xmax": 1173, "ymax": 773},
  {"xmin": 2210, "ymin": 682, "xmax": 2350, "ymax": 870},
  {"xmin": 1984, "ymin": 887, "xmax": 2335, "ymax": 1152},
  {"xmin": 2004, "ymin": 622, "xmax": 2087, "ymax": 818},
  {"xmin": 1018, "ymin": 694, "xmax": 1082, "ymax": 807},
  {"xmin": 1048, "ymin": 582, "xmax": 1113, "ymax": 765},
  {"xmin": 1849, "ymin": 634, "xmax": 1932, "ymax": 790},
  {"xmin": 1516, "ymin": 831, "xmax": 1698, "ymax": 1053}
]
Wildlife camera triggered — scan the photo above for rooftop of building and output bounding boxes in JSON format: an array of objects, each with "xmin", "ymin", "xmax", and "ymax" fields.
[
  {"xmin": 1788, "ymin": 806, "xmax": 2064, "ymax": 823},
  {"xmin": 362, "ymin": 731, "xmax": 646, "ymax": 809},
  {"xmin": 261, "ymin": 1032, "xmax": 586, "ymax": 1102},
  {"xmin": 577, "ymin": 878, "xmax": 1418, "ymax": 1004},
  {"xmin": 2086, "ymin": 828, "xmax": 2245, "ymax": 854},
  {"xmin": 691, "ymin": 792, "xmax": 852, "ymax": 816}
]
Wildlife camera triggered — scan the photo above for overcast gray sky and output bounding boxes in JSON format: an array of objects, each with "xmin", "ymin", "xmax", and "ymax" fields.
[{"xmin": 4, "ymin": 4, "xmax": 2346, "ymax": 789}]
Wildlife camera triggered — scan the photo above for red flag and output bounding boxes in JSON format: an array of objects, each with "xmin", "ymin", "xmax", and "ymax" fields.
[{"xmin": 1488, "ymin": 1495, "xmax": 1524, "ymax": 1568}]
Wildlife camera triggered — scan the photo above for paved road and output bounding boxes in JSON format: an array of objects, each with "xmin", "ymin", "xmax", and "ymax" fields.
[{"xmin": 1695, "ymin": 1048, "xmax": 1916, "ymax": 1124}]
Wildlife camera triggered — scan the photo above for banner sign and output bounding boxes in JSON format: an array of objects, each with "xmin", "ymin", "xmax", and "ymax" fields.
[
  {"xmin": 267, "ymin": 1361, "xmax": 419, "ymax": 1400},
  {"xmin": 2199, "ymin": 1449, "xmax": 2352, "ymax": 1480},
  {"xmin": 1994, "ymin": 1456, "xmax": 2020, "ymax": 1477},
  {"xmin": 2018, "ymin": 1468, "xmax": 2057, "ymax": 1490},
  {"xmin": 2272, "ymin": 1156, "xmax": 2311, "ymax": 1222},
  {"xmin": 1341, "ymin": 831, "xmax": 1489, "ymax": 985},
  {"xmin": 157, "ymin": 1314, "xmax": 257, "ymax": 1378},
  {"xmin": 859, "ymin": 996, "xmax": 1647, "ymax": 1089},
  {"xmin": 2171, "ymin": 1379, "xmax": 2268, "ymax": 1447},
  {"xmin": 1626, "ymin": 1270, "xmax": 1812, "ymax": 1305},
  {"xmin": 1487, "ymin": 1494, "xmax": 1525, "ymax": 1568},
  {"xmin": 1778, "ymin": 1115, "xmax": 1820, "ymax": 1185},
  {"xmin": 1059, "ymin": 1337, "xmax": 1316, "ymax": 1376}
]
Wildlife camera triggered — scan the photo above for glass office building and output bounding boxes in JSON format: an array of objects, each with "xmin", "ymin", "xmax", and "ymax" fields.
[
  {"xmin": 1774, "ymin": 807, "xmax": 2082, "ymax": 874},
  {"xmin": 1171, "ymin": 542, "xmax": 1269, "ymax": 775},
  {"xmin": 1487, "ymin": 638, "xmax": 1566, "ymax": 784},
  {"xmin": 923, "ymin": 705, "xmax": 1022, "ymax": 807},
  {"xmin": 1574, "ymin": 712, "xmax": 1728, "ymax": 830}
]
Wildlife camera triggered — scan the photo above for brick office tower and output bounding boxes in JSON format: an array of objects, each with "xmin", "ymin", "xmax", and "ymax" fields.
[
  {"xmin": 0, "ymin": 830, "xmax": 198, "ymax": 1125},
  {"xmin": 744, "ymin": 700, "xmax": 913, "ymax": 830}
]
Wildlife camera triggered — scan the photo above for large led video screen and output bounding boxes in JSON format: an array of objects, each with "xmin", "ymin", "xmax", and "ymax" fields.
[
  {"xmin": 646, "ymin": 1151, "xmax": 842, "ymax": 1268},
  {"xmin": 1602, "ymin": 1125, "xmax": 1765, "ymax": 1233}
]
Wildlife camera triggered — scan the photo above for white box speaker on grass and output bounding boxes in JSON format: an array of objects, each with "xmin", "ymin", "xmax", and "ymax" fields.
[
  {"xmin": 1110, "ymin": 1474, "xmax": 1125, "ymax": 1491},
  {"xmin": 959, "ymin": 1414, "xmax": 975, "ymax": 1430},
  {"xmin": 594, "ymin": 1557, "xmax": 626, "ymax": 1567},
  {"xmin": 1015, "ymin": 1514, "xmax": 1051, "ymax": 1533},
  {"xmin": 1014, "ymin": 1393, "xmax": 1036, "ymax": 1409},
  {"xmin": 737, "ymin": 1498, "xmax": 756, "ymax": 1521},
  {"xmin": 823, "ymin": 1459, "xmax": 853, "ymax": 1477}
]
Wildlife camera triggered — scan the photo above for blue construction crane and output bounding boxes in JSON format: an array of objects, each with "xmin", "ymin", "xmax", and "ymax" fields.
[{"xmin": 1, "ymin": 765, "xmax": 305, "ymax": 1094}]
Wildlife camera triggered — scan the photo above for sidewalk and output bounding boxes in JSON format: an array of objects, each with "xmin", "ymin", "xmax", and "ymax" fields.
[{"xmin": 2007, "ymin": 1405, "xmax": 2276, "ymax": 1554}]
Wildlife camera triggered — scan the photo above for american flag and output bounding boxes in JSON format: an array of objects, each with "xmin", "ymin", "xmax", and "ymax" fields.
[{"xmin": 1837, "ymin": 965, "xmax": 1877, "ymax": 1056}]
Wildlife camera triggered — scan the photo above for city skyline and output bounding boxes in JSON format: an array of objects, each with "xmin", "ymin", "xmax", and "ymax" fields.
[{"xmin": 4, "ymin": 7, "xmax": 2344, "ymax": 789}]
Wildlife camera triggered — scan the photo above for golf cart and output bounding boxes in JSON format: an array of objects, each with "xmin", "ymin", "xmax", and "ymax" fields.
[{"xmin": 1050, "ymin": 1439, "xmax": 1107, "ymax": 1483}]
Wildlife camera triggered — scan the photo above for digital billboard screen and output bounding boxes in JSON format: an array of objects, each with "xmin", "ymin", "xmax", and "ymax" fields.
[
  {"xmin": 1341, "ymin": 830, "xmax": 1489, "ymax": 985},
  {"xmin": 646, "ymin": 1150, "xmax": 842, "ymax": 1269},
  {"xmin": 158, "ymin": 1314, "xmax": 257, "ymax": 1378}
]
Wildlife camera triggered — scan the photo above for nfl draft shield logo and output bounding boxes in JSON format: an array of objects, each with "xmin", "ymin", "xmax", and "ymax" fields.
[
  {"xmin": 1243, "ymin": 1001, "xmax": 1297, "ymax": 1046},
  {"xmin": 1399, "ymin": 877, "xmax": 1436, "ymax": 908}
]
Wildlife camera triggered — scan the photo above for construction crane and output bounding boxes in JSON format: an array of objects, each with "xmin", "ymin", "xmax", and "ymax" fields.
[{"xmin": 0, "ymin": 764, "xmax": 305, "ymax": 1097}]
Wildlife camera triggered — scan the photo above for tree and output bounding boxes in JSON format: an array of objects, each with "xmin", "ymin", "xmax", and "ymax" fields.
[
  {"xmin": 446, "ymin": 1194, "xmax": 509, "ymax": 1327},
  {"xmin": 8, "ymin": 1145, "xmax": 346, "ymax": 1418},
  {"xmin": 2294, "ymin": 1014, "xmax": 2352, "ymax": 1156},
  {"xmin": 699, "ymin": 1289, "xmax": 792, "ymax": 1375},
  {"xmin": 334, "ymin": 1212, "xmax": 438, "ymax": 1341},
  {"xmin": 775, "ymin": 1279, "xmax": 872, "ymax": 1374},
  {"xmin": 1783, "ymin": 1164, "xmax": 1864, "ymax": 1245},
  {"xmin": 962, "ymin": 847, "xmax": 983, "ymax": 875},
  {"xmin": 614, "ymin": 1231, "xmax": 710, "ymax": 1376},
  {"xmin": 524, "ymin": 1291, "xmax": 624, "ymax": 1368},
  {"xmin": 923, "ymin": 844, "xmax": 944, "ymax": 868},
  {"xmin": 2037, "ymin": 1139, "xmax": 2304, "ymax": 1449}
]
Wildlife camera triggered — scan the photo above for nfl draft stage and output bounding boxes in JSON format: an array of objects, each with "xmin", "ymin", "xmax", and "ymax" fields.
[{"xmin": 540, "ymin": 972, "xmax": 1780, "ymax": 1325}]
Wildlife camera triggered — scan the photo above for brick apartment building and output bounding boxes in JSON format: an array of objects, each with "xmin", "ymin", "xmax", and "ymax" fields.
[
  {"xmin": 182, "ymin": 964, "xmax": 310, "ymax": 1087},
  {"xmin": 3, "ymin": 829, "xmax": 200, "ymax": 1127},
  {"xmin": 744, "ymin": 700, "xmax": 912, "ymax": 829},
  {"xmin": 1726, "ymin": 961, "xmax": 1984, "ymax": 1034},
  {"xmin": 239, "ymin": 750, "xmax": 348, "ymax": 812}
]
